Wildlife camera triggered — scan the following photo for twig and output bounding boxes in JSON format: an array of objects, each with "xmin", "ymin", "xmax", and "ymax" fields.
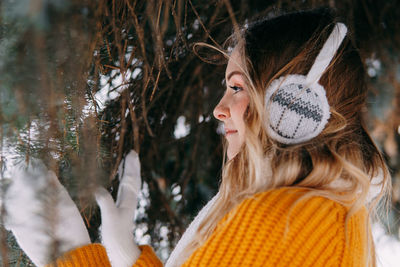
[
  {"xmin": 150, "ymin": 68, "xmax": 162, "ymax": 102},
  {"xmin": 141, "ymin": 62, "xmax": 156, "ymax": 137},
  {"xmin": 109, "ymin": 90, "xmax": 128, "ymax": 181},
  {"xmin": 126, "ymin": 92, "xmax": 140, "ymax": 153},
  {"xmin": 104, "ymin": 64, "xmax": 121, "ymax": 70},
  {"xmin": 222, "ymin": 0, "xmax": 240, "ymax": 40},
  {"xmin": 188, "ymin": 0, "xmax": 222, "ymax": 49}
]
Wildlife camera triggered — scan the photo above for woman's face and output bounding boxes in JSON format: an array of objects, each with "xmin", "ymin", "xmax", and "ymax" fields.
[{"xmin": 213, "ymin": 49, "xmax": 250, "ymax": 160}]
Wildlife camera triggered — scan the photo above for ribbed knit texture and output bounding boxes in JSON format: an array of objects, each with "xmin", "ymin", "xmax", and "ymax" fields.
[
  {"xmin": 47, "ymin": 187, "xmax": 368, "ymax": 266},
  {"xmin": 135, "ymin": 246, "xmax": 163, "ymax": 267},
  {"xmin": 48, "ymin": 244, "xmax": 111, "ymax": 267},
  {"xmin": 182, "ymin": 187, "xmax": 367, "ymax": 266}
]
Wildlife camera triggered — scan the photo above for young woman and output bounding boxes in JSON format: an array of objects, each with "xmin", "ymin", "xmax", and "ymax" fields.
[{"xmin": 4, "ymin": 8, "xmax": 390, "ymax": 267}]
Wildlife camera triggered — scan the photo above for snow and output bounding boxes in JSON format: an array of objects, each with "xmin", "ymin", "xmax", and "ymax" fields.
[
  {"xmin": 174, "ymin": 116, "xmax": 190, "ymax": 139},
  {"xmin": 373, "ymin": 222, "xmax": 400, "ymax": 267}
]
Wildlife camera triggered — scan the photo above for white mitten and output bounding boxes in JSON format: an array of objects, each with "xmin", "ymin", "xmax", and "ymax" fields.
[
  {"xmin": 95, "ymin": 150, "xmax": 142, "ymax": 267},
  {"xmin": 2, "ymin": 159, "xmax": 91, "ymax": 267}
]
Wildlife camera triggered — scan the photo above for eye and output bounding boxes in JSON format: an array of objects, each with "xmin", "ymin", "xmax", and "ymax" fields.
[{"xmin": 229, "ymin": 85, "xmax": 243, "ymax": 93}]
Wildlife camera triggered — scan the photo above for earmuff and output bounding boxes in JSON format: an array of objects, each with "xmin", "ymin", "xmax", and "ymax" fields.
[{"xmin": 265, "ymin": 23, "xmax": 348, "ymax": 144}]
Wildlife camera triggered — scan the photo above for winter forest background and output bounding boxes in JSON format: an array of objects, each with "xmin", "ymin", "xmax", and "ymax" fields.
[{"xmin": 0, "ymin": 0, "xmax": 400, "ymax": 266}]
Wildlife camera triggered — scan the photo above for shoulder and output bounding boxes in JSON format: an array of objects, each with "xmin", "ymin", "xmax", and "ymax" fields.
[
  {"xmin": 225, "ymin": 187, "xmax": 367, "ymax": 248},
  {"xmin": 222, "ymin": 186, "xmax": 366, "ymax": 249},
  {"xmin": 225, "ymin": 188, "xmax": 357, "ymax": 262},
  {"xmin": 233, "ymin": 187, "xmax": 349, "ymax": 223},
  {"xmin": 186, "ymin": 187, "xmax": 366, "ymax": 266}
]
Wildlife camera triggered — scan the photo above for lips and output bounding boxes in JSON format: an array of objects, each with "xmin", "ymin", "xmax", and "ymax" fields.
[{"xmin": 225, "ymin": 128, "xmax": 238, "ymax": 136}]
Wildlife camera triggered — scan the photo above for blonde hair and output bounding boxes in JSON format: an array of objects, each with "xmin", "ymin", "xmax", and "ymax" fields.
[{"xmin": 180, "ymin": 8, "xmax": 391, "ymax": 267}]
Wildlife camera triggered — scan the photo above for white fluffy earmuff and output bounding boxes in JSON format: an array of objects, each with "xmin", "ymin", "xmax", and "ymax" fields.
[{"xmin": 265, "ymin": 23, "xmax": 348, "ymax": 144}]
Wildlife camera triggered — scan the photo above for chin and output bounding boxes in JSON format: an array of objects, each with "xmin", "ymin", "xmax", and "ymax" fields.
[{"xmin": 227, "ymin": 148, "xmax": 239, "ymax": 160}]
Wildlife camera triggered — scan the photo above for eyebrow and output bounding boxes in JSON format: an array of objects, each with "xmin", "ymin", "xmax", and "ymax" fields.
[{"xmin": 226, "ymin": 71, "xmax": 244, "ymax": 81}]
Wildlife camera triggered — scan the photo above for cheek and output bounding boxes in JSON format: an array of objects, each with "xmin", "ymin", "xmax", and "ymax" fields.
[
  {"xmin": 231, "ymin": 96, "xmax": 249, "ymax": 138},
  {"xmin": 233, "ymin": 97, "xmax": 250, "ymax": 122}
]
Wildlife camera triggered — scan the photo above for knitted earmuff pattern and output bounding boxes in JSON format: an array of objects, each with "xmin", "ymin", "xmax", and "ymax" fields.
[
  {"xmin": 265, "ymin": 74, "xmax": 330, "ymax": 144},
  {"xmin": 265, "ymin": 23, "xmax": 347, "ymax": 144}
]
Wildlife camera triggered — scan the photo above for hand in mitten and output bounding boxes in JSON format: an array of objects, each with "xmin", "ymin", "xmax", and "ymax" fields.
[
  {"xmin": 2, "ymin": 159, "xmax": 90, "ymax": 267},
  {"xmin": 95, "ymin": 150, "xmax": 142, "ymax": 267}
]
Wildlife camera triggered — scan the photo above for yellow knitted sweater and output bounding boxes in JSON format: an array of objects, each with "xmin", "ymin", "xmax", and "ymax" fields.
[{"xmin": 49, "ymin": 187, "xmax": 369, "ymax": 266}]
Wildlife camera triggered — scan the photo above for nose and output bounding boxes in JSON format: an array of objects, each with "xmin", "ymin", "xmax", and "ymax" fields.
[{"xmin": 213, "ymin": 96, "xmax": 230, "ymax": 121}]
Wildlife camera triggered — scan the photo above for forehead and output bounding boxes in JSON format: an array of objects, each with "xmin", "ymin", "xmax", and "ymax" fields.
[{"xmin": 225, "ymin": 48, "xmax": 244, "ymax": 79}]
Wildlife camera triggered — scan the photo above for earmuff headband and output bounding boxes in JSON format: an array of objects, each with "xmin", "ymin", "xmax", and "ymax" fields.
[
  {"xmin": 306, "ymin": 23, "xmax": 348, "ymax": 85},
  {"xmin": 265, "ymin": 23, "xmax": 348, "ymax": 144}
]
